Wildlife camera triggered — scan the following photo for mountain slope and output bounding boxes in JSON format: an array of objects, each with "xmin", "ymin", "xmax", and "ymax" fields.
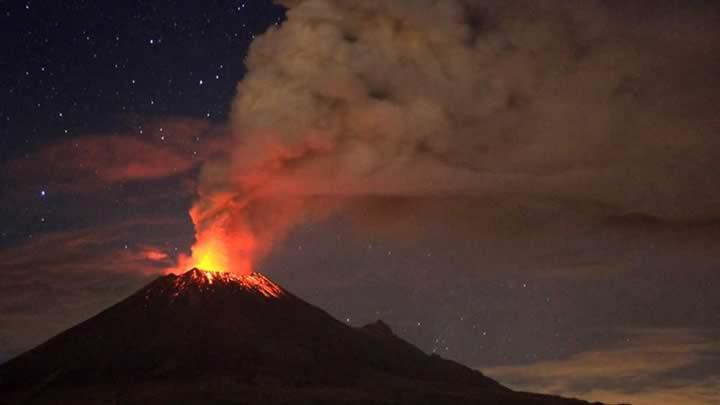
[{"xmin": 0, "ymin": 269, "xmax": 604, "ymax": 405}]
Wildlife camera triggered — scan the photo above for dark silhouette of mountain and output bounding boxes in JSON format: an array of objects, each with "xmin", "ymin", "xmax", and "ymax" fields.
[{"xmin": 0, "ymin": 269, "xmax": 606, "ymax": 405}]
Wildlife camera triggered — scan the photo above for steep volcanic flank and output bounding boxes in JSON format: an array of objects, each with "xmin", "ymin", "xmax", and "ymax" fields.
[{"xmin": 0, "ymin": 269, "xmax": 603, "ymax": 405}]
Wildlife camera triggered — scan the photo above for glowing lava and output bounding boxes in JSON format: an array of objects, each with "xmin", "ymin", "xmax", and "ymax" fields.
[
  {"xmin": 170, "ymin": 231, "xmax": 255, "ymax": 276},
  {"xmin": 191, "ymin": 237, "xmax": 229, "ymax": 273},
  {"xmin": 168, "ymin": 268, "xmax": 283, "ymax": 298}
]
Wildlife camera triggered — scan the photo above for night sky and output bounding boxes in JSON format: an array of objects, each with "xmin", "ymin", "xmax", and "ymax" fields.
[{"xmin": 2, "ymin": 1, "xmax": 720, "ymax": 404}]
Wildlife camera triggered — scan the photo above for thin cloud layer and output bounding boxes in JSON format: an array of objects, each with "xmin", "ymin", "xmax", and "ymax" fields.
[
  {"xmin": 486, "ymin": 328, "xmax": 720, "ymax": 405},
  {"xmin": 0, "ymin": 220, "xmax": 180, "ymax": 275},
  {"xmin": 0, "ymin": 218, "xmax": 185, "ymax": 363},
  {"xmin": 5, "ymin": 118, "xmax": 224, "ymax": 193}
]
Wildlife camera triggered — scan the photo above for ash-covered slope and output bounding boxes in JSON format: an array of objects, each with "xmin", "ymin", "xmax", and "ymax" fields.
[{"xmin": 0, "ymin": 269, "xmax": 604, "ymax": 405}]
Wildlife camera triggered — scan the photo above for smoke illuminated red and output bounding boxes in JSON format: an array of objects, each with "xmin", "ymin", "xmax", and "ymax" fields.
[
  {"xmin": 143, "ymin": 248, "xmax": 169, "ymax": 261},
  {"xmin": 169, "ymin": 193, "xmax": 258, "ymax": 275},
  {"xmin": 167, "ymin": 138, "xmax": 329, "ymax": 276}
]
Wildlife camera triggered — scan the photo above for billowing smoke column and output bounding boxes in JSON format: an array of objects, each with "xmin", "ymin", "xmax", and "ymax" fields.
[{"xmin": 179, "ymin": 0, "xmax": 720, "ymax": 274}]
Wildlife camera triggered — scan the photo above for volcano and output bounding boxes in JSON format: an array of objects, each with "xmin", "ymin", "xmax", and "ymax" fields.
[{"xmin": 0, "ymin": 269, "xmax": 603, "ymax": 404}]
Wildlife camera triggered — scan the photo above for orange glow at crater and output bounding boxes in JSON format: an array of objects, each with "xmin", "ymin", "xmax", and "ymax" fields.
[
  {"xmin": 168, "ymin": 150, "xmax": 319, "ymax": 276},
  {"xmin": 168, "ymin": 193, "xmax": 259, "ymax": 276},
  {"xmin": 172, "ymin": 227, "xmax": 256, "ymax": 276},
  {"xmin": 191, "ymin": 236, "xmax": 229, "ymax": 273}
]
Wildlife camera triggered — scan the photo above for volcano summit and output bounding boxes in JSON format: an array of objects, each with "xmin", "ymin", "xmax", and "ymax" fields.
[{"xmin": 0, "ymin": 269, "xmax": 603, "ymax": 404}]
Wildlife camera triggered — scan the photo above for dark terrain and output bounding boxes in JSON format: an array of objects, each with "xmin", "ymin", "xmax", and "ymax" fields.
[{"xmin": 0, "ymin": 269, "xmax": 607, "ymax": 405}]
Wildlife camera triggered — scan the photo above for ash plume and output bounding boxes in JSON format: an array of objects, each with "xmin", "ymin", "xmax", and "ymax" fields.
[{"xmin": 188, "ymin": 0, "xmax": 720, "ymax": 270}]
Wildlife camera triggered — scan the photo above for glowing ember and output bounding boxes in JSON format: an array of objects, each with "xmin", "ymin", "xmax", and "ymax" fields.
[{"xmin": 171, "ymin": 268, "xmax": 283, "ymax": 298}]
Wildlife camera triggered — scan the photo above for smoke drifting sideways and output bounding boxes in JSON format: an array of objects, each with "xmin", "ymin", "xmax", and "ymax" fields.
[{"xmin": 179, "ymin": 0, "xmax": 720, "ymax": 274}]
